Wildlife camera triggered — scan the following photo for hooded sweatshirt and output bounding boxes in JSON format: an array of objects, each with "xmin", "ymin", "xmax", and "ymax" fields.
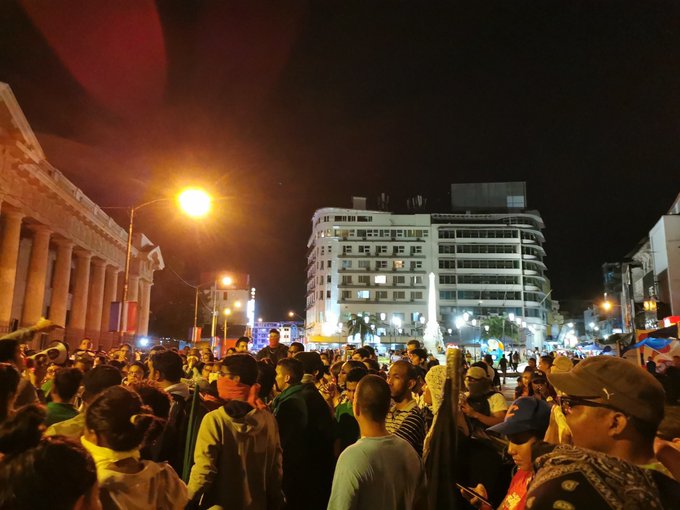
[{"xmin": 188, "ymin": 400, "xmax": 283, "ymax": 510}]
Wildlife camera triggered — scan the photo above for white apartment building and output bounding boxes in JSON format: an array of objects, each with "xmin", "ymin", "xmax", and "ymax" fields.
[{"xmin": 306, "ymin": 204, "xmax": 549, "ymax": 349}]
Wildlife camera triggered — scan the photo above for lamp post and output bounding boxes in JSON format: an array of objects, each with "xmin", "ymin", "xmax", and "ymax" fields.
[
  {"xmin": 210, "ymin": 276, "xmax": 235, "ymax": 339},
  {"xmin": 223, "ymin": 308, "xmax": 231, "ymax": 343},
  {"xmin": 115, "ymin": 188, "xmax": 212, "ymax": 343}
]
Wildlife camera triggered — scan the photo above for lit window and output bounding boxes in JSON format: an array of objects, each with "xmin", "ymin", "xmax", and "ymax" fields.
[
  {"xmin": 357, "ymin": 290, "xmax": 369, "ymax": 299},
  {"xmin": 394, "ymin": 260, "xmax": 404, "ymax": 269},
  {"xmin": 374, "ymin": 275, "xmax": 386, "ymax": 284}
]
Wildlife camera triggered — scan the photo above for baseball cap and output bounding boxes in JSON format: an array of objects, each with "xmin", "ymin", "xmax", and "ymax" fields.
[
  {"xmin": 530, "ymin": 370, "xmax": 548, "ymax": 383},
  {"xmin": 547, "ymin": 355, "xmax": 665, "ymax": 426},
  {"xmin": 466, "ymin": 366, "xmax": 489, "ymax": 380},
  {"xmin": 551, "ymin": 355, "xmax": 573, "ymax": 374},
  {"xmin": 487, "ymin": 396, "xmax": 551, "ymax": 436}
]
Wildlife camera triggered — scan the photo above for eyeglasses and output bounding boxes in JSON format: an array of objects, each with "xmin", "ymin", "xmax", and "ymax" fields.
[{"xmin": 559, "ymin": 396, "xmax": 622, "ymax": 416}]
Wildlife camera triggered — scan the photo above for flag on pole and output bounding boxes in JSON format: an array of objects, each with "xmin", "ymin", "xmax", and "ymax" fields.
[{"xmin": 424, "ymin": 348, "xmax": 463, "ymax": 510}]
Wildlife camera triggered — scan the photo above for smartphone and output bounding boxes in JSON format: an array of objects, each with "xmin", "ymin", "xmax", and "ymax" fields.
[{"xmin": 455, "ymin": 483, "xmax": 493, "ymax": 508}]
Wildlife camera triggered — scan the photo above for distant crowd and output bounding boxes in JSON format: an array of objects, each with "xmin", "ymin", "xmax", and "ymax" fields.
[{"xmin": 0, "ymin": 320, "xmax": 679, "ymax": 509}]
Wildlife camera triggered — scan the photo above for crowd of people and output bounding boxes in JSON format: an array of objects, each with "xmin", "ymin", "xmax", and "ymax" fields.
[{"xmin": 0, "ymin": 320, "xmax": 679, "ymax": 509}]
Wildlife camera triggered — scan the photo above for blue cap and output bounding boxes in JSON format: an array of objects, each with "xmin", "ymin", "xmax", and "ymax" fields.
[{"xmin": 487, "ymin": 397, "xmax": 551, "ymax": 436}]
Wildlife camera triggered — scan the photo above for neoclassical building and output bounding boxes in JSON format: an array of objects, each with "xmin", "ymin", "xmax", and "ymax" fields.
[{"xmin": 0, "ymin": 83, "xmax": 163, "ymax": 350}]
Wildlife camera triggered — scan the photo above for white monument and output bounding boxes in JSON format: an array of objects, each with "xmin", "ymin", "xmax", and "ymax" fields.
[{"xmin": 423, "ymin": 272, "xmax": 444, "ymax": 355}]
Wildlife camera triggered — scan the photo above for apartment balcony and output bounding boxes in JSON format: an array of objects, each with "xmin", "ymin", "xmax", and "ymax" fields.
[{"xmin": 523, "ymin": 269, "xmax": 538, "ymax": 276}]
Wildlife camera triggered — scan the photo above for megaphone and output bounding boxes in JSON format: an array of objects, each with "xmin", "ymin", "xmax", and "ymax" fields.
[{"xmin": 29, "ymin": 341, "xmax": 69, "ymax": 366}]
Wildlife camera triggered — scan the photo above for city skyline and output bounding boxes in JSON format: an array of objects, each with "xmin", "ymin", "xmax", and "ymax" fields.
[{"xmin": 1, "ymin": 2, "xmax": 678, "ymax": 330}]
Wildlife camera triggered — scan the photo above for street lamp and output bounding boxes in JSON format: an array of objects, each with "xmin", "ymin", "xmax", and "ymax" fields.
[
  {"xmin": 223, "ymin": 308, "xmax": 231, "ymax": 343},
  {"xmin": 117, "ymin": 188, "xmax": 212, "ymax": 341},
  {"xmin": 189, "ymin": 273, "xmax": 234, "ymax": 343}
]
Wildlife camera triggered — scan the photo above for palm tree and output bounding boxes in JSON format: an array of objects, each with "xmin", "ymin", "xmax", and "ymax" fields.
[
  {"xmin": 480, "ymin": 316, "xmax": 519, "ymax": 343},
  {"xmin": 346, "ymin": 314, "xmax": 378, "ymax": 346}
]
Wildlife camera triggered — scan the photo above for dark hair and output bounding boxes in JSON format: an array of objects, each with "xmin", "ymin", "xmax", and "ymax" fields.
[
  {"xmin": 257, "ymin": 361, "xmax": 276, "ymax": 400},
  {"xmin": 108, "ymin": 359, "xmax": 125, "ymax": 370},
  {"xmin": 236, "ymin": 336, "xmax": 250, "ymax": 347},
  {"xmin": 0, "ymin": 363, "xmax": 21, "ymax": 422},
  {"xmin": 353, "ymin": 347, "xmax": 370, "ymax": 360},
  {"xmin": 528, "ymin": 357, "xmax": 537, "ymax": 363},
  {"xmin": 129, "ymin": 381, "xmax": 171, "ymax": 420},
  {"xmin": 0, "ymin": 436, "xmax": 97, "ymax": 510},
  {"xmin": 86, "ymin": 385, "xmax": 160, "ymax": 451},
  {"xmin": 0, "ymin": 340, "xmax": 19, "ymax": 364},
  {"xmin": 0, "ymin": 405, "xmax": 46, "ymax": 455},
  {"xmin": 346, "ymin": 367, "xmax": 368, "ymax": 384},
  {"xmin": 406, "ymin": 339, "xmax": 421, "ymax": 349},
  {"xmin": 151, "ymin": 350, "xmax": 184, "ymax": 383},
  {"xmin": 391, "ymin": 359, "xmax": 417, "ymax": 381},
  {"xmin": 343, "ymin": 360, "xmax": 366, "ymax": 372},
  {"xmin": 657, "ymin": 406, "xmax": 680, "ymax": 441},
  {"xmin": 483, "ymin": 354, "xmax": 493, "ymax": 365},
  {"xmin": 628, "ymin": 415, "xmax": 659, "ymax": 444},
  {"xmin": 128, "ymin": 360, "xmax": 148, "ymax": 377},
  {"xmin": 411, "ymin": 348, "xmax": 427, "ymax": 360},
  {"xmin": 269, "ymin": 328, "xmax": 280, "ymax": 335},
  {"xmin": 82, "ymin": 364, "xmax": 122, "ymax": 402},
  {"xmin": 540, "ymin": 355, "xmax": 553, "ymax": 367},
  {"xmin": 330, "ymin": 361, "xmax": 344, "ymax": 382},
  {"xmin": 427, "ymin": 358, "xmax": 440, "ymax": 370},
  {"xmin": 53, "ymin": 368, "xmax": 83, "ymax": 402},
  {"xmin": 364, "ymin": 345, "xmax": 376, "ymax": 358},
  {"xmin": 221, "ymin": 354, "xmax": 258, "ymax": 386},
  {"xmin": 202, "ymin": 351, "xmax": 215, "ymax": 362},
  {"xmin": 294, "ymin": 351, "xmax": 323, "ymax": 378},
  {"xmin": 289, "ymin": 341, "xmax": 305, "ymax": 352},
  {"xmin": 277, "ymin": 358, "xmax": 303, "ymax": 385},
  {"xmin": 363, "ymin": 358, "xmax": 381, "ymax": 371},
  {"xmin": 355, "ymin": 375, "xmax": 391, "ymax": 422}
]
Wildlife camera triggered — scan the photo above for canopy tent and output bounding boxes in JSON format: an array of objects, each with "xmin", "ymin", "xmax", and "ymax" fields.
[
  {"xmin": 622, "ymin": 337, "xmax": 680, "ymax": 367},
  {"xmin": 577, "ymin": 343, "xmax": 603, "ymax": 352}
]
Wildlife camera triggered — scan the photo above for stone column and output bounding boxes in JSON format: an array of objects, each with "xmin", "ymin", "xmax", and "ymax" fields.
[
  {"xmin": 137, "ymin": 279, "xmax": 152, "ymax": 336},
  {"xmin": 68, "ymin": 249, "xmax": 91, "ymax": 340},
  {"xmin": 100, "ymin": 265, "xmax": 119, "ymax": 333},
  {"xmin": 127, "ymin": 274, "xmax": 140, "ymax": 302},
  {"xmin": 21, "ymin": 225, "xmax": 52, "ymax": 326},
  {"xmin": 48, "ymin": 239, "xmax": 73, "ymax": 327},
  {"xmin": 0, "ymin": 209, "xmax": 25, "ymax": 331},
  {"xmin": 85, "ymin": 258, "xmax": 106, "ymax": 340}
]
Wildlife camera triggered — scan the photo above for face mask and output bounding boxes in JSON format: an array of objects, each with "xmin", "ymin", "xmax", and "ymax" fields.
[{"xmin": 466, "ymin": 379, "xmax": 490, "ymax": 397}]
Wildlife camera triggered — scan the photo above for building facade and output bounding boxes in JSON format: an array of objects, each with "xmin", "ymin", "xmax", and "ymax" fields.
[
  {"xmin": 306, "ymin": 190, "xmax": 549, "ymax": 350},
  {"xmin": 612, "ymin": 193, "xmax": 680, "ymax": 333},
  {"xmin": 251, "ymin": 321, "xmax": 304, "ymax": 350},
  {"xmin": 0, "ymin": 83, "xmax": 163, "ymax": 350}
]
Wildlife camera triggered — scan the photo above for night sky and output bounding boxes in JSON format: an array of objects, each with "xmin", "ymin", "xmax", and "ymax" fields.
[{"xmin": 1, "ymin": 1, "xmax": 679, "ymax": 335}]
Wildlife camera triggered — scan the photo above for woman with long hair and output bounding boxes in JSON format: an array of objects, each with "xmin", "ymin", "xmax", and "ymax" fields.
[{"xmin": 81, "ymin": 385, "xmax": 187, "ymax": 509}]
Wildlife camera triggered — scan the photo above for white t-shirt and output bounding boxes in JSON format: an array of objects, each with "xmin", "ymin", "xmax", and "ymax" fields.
[
  {"xmin": 464, "ymin": 391, "xmax": 508, "ymax": 415},
  {"xmin": 327, "ymin": 435, "xmax": 426, "ymax": 510},
  {"xmin": 488, "ymin": 392, "xmax": 509, "ymax": 414}
]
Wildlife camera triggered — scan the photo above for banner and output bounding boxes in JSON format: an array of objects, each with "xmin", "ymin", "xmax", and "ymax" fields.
[{"xmin": 108, "ymin": 301, "xmax": 138, "ymax": 334}]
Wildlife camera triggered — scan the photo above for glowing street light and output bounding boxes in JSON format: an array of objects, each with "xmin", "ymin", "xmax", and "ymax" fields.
[
  {"xmin": 602, "ymin": 301, "xmax": 612, "ymax": 312},
  {"xmin": 222, "ymin": 276, "xmax": 233, "ymax": 286},
  {"xmin": 178, "ymin": 188, "xmax": 212, "ymax": 218},
  {"xmin": 234, "ymin": 301, "xmax": 242, "ymax": 309},
  {"xmin": 115, "ymin": 187, "xmax": 212, "ymax": 342}
]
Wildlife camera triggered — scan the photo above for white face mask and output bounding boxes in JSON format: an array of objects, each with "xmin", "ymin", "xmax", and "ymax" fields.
[{"xmin": 208, "ymin": 373, "xmax": 220, "ymax": 383}]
